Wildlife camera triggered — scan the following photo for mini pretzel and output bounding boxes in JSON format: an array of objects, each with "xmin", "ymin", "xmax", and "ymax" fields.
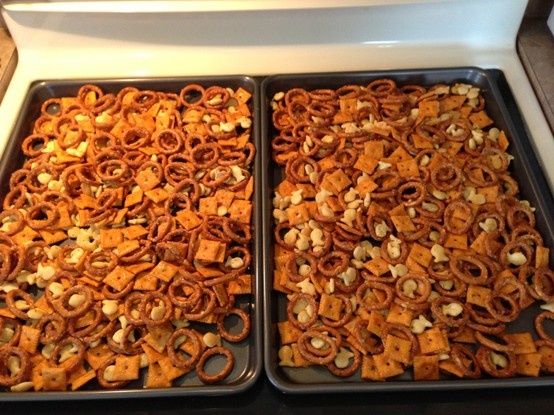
[
  {"xmin": 0, "ymin": 346, "xmax": 31, "ymax": 387},
  {"xmin": 167, "ymin": 328, "xmax": 203, "ymax": 371},
  {"xmin": 195, "ymin": 346, "xmax": 235, "ymax": 384},
  {"xmin": 217, "ymin": 308, "xmax": 251, "ymax": 343},
  {"xmin": 296, "ymin": 330, "xmax": 339, "ymax": 365}
]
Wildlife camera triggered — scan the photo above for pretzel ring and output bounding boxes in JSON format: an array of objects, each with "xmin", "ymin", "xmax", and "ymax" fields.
[
  {"xmin": 356, "ymin": 281, "xmax": 394, "ymax": 311},
  {"xmin": 196, "ymin": 346, "xmax": 235, "ymax": 384},
  {"xmin": 441, "ymin": 118, "xmax": 471, "ymax": 142},
  {"xmin": 223, "ymin": 218, "xmax": 252, "ymax": 245},
  {"xmin": 352, "ymin": 318, "xmax": 383, "ymax": 354},
  {"xmin": 96, "ymin": 159, "xmax": 132, "ymax": 185},
  {"xmin": 88, "ymin": 131, "xmax": 118, "ymax": 155},
  {"xmin": 430, "ymin": 162, "xmax": 462, "ymax": 191},
  {"xmin": 395, "ymin": 274, "xmax": 432, "ymax": 305},
  {"xmin": 173, "ymin": 177, "xmax": 201, "ymax": 204},
  {"xmin": 464, "ymin": 161, "xmax": 498, "ymax": 187},
  {"xmin": 371, "ymin": 169, "xmax": 402, "ymax": 192},
  {"xmin": 41, "ymin": 190, "xmax": 76, "ymax": 213},
  {"xmin": 148, "ymin": 214, "xmax": 174, "ymax": 243},
  {"xmin": 22, "ymin": 133, "xmax": 51, "ymax": 158},
  {"xmin": 310, "ymin": 128, "xmax": 341, "ymax": 149},
  {"xmin": 304, "ymin": 326, "xmax": 343, "ymax": 358},
  {"xmin": 531, "ymin": 268, "xmax": 554, "ymax": 302},
  {"xmin": 308, "ymin": 100, "xmax": 337, "ymax": 119},
  {"xmin": 482, "ymin": 145, "xmax": 510, "ymax": 173},
  {"xmin": 96, "ymin": 355, "xmax": 131, "ymax": 389},
  {"xmin": 414, "ymin": 196, "xmax": 445, "ymax": 220},
  {"xmin": 506, "ymin": 203, "xmax": 536, "ymax": 230},
  {"xmin": 498, "ymin": 240, "xmax": 533, "ymax": 271},
  {"xmin": 52, "ymin": 284, "xmax": 94, "ymax": 319},
  {"xmin": 130, "ymin": 90, "xmax": 159, "ymax": 110},
  {"xmin": 381, "ymin": 323, "xmax": 420, "ymax": 357},
  {"xmin": 164, "ymin": 161, "xmax": 193, "ymax": 187},
  {"xmin": 0, "ymin": 317, "xmax": 22, "ymax": 346},
  {"xmin": 48, "ymin": 336, "xmax": 86, "ymax": 373},
  {"xmin": 217, "ymin": 307, "xmax": 251, "ymax": 343},
  {"xmin": 139, "ymin": 291, "xmax": 173, "ymax": 326},
  {"xmin": 58, "ymin": 124, "xmax": 85, "ymax": 149},
  {"xmin": 3, "ymin": 185, "xmax": 29, "ymax": 210},
  {"xmin": 168, "ymin": 275, "xmax": 203, "ymax": 310},
  {"xmin": 203, "ymin": 86, "xmax": 230, "ymax": 109},
  {"xmin": 286, "ymin": 156, "xmax": 319, "ymax": 184},
  {"xmin": 397, "ymin": 180, "xmax": 427, "ymax": 207},
  {"xmin": 511, "ymin": 224, "xmax": 543, "ymax": 247},
  {"xmin": 415, "ymin": 124, "xmax": 445, "ymax": 145},
  {"xmin": 317, "ymin": 250, "xmax": 350, "ymax": 277},
  {"xmin": 217, "ymin": 246, "xmax": 251, "ymax": 275},
  {"xmin": 180, "ymin": 84, "xmax": 205, "ymax": 107},
  {"xmin": 326, "ymin": 341, "xmax": 361, "ymax": 378},
  {"xmin": 498, "ymin": 174, "xmax": 519, "ymax": 197},
  {"xmin": 431, "ymin": 296, "xmax": 469, "ymax": 327},
  {"xmin": 0, "ymin": 209, "xmax": 25, "ymax": 236},
  {"xmin": 397, "ymin": 217, "xmax": 431, "ymax": 243},
  {"xmin": 380, "ymin": 235, "xmax": 409, "ymax": 265},
  {"xmin": 476, "ymin": 345, "xmax": 516, "ymax": 378},
  {"xmin": 153, "ymin": 128, "xmax": 184, "ymax": 155},
  {"xmin": 89, "ymin": 93, "xmax": 117, "ymax": 115},
  {"xmin": 167, "ymin": 328, "xmax": 203, "ymax": 371},
  {"xmin": 123, "ymin": 292, "xmax": 147, "ymax": 326},
  {"xmin": 535, "ymin": 311, "xmax": 554, "ymax": 344},
  {"xmin": 450, "ymin": 254, "xmax": 489, "ymax": 285},
  {"xmin": 183, "ymin": 288, "xmax": 217, "ymax": 321},
  {"xmin": 68, "ymin": 303, "xmax": 103, "ymax": 338},
  {"xmin": 77, "ymin": 83, "xmax": 104, "ymax": 104},
  {"xmin": 287, "ymin": 293, "xmax": 318, "ymax": 330},
  {"xmin": 474, "ymin": 331, "xmax": 514, "ymax": 353},
  {"xmin": 297, "ymin": 330, "xmax": 339, "ymax": 365},
  {"xmin": 6, "ymin": 288, "xmax": 35, "ymax": 320},
  {"xmin": 443, "ymin": 200, "xmax": 474, "ymax": 234},
  {"xmin": 84, "ymin": 250, "xmax": 118, "ymax": 278},
  {"xmin": 321, "ymin": 294, "xmax": 353, "ymax": 328},
  {"xmin": 25, "ymin": 202, "xmax": 60, "ymax": 230},
  {"xmin": 449, "ymin": 343, "xmax": 481, "ymax": 379},
  {"xmin": 0, "ymin": 346, "xmax": 31, "ymax": 387},
  {"xmin": 367, "ymin": 78, "xmax": 397, "ymax": 97},
  {"xmin": 36, "ymin": 312, "xmax": 68, "ymax": 344},
  {"xmin": 107, "ymin": 324, "xmax": 145, "ymax": 356}
]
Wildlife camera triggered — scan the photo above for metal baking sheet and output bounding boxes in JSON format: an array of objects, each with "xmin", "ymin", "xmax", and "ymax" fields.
[
  {"xmin": 261, "ymin": 67, "xmax": 554, "ymax": 393},
  {"xmin": 0, "ymin": 76, "xmax": 262, "ymax": 400}
]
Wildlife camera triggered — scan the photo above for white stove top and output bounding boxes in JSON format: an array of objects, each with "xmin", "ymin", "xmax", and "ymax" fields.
[{"xmin": 1, "ymin": 0, "xmax": 553, "ymax": 189}]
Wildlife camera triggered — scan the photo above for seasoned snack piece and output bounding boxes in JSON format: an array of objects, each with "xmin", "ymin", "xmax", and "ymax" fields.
[
  {"xmin": 271, "ymin": 79, "xmax": 554, "ymax": 381},
  {"xmin": 0, "ymin": 83, "xmax": 255, "ymax": 392}
]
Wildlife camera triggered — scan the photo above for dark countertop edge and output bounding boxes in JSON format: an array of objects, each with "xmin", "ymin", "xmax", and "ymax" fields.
[{"xmin": 517, "ymin": 15, "xmax": 554, "ymax": 135}]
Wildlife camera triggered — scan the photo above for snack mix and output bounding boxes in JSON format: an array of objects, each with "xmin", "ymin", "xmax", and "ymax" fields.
[{"xmin": 271, "ymin": 79, "xmax": 554, "ymax": 381}]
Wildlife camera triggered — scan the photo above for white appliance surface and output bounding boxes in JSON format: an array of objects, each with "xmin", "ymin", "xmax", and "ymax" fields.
[{"xmin": 0, "ymin": 0, "xmax": 553, "ymax": 188}]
